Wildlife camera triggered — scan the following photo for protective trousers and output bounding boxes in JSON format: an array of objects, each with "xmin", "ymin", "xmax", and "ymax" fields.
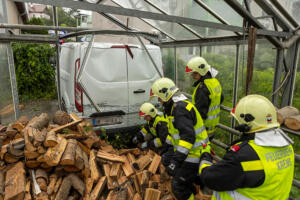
[{"xmin": 171, "ymin": 162, "xmax": 198, "ymax": 200}]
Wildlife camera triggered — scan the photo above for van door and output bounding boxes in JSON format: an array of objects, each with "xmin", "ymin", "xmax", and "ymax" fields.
[
  {"xmin": 79, "ymin": 44, "xmax": 129, "ymax": 114},
  {"xmin": 127, "ymin": 45, "xmax": 163, "ymax": 113}
]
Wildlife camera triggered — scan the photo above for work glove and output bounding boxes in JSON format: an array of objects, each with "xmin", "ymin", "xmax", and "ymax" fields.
[
  {"xmin": 140, "ymin": 142, "xmax": 148, "ymax": 149},
  {"xmin": 132, "ymin": 136, "xmax": 138, "ymax": 144},
  {"xmin": 166, "ymin": 160, "xmax": 179, "ymax": 177}
]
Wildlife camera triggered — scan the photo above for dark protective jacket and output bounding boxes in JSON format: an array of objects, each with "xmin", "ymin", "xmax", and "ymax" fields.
[
  {"xmin": 193, "ymin": 72, "xmax": 224, "ymax": 120},
  {"xmin": 136, "ymin": 115, "xmax": 169, "ymax": 149},
  {"xmin": 198, "ymin": 134, "xmax": 265, "ymax": 191}
]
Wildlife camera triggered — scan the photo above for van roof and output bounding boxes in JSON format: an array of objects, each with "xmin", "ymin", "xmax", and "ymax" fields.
[{"xmin": 62, "ymin": 42, "xmax": 160, "ymax": 50}]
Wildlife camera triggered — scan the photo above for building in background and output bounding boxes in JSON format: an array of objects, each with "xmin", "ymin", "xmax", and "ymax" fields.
[{"xmin": 28, "ymin": 3, "xmax": 50, "ymax": 19}]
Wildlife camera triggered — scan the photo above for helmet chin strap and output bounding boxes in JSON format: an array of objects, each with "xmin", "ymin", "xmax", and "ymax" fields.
[{"xmin": 234, "ymin": 124, "xmax": 251, "ymax": 133}]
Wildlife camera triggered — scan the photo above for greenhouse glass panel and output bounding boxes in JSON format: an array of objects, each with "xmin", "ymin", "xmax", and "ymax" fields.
[
  {"xmin": 109, "ymin": 0, "xmax": 198, "ymax": 40},
  {"xmin": 0, "ymin": 44, "xmax": 14, "ymax": 125},
  {"xmin": 187, "ymin": 25, "xmax": 236, "ymax": 37},
  {"xmin": 269, "ymin": 0, "xmax": 300, "ymax": 26},
  {"xmin": 162, "ymin": 48, "xmax": 175, "ymax": 80}
]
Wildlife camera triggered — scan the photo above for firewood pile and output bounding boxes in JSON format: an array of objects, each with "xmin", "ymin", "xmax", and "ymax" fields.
[
  {"xmin": 277, "ymin": 106, "xmax": 300, "ymax": 130},
  {"xmin": 0, "ymin": 111, "xmax": 200, "ymax": 200}
]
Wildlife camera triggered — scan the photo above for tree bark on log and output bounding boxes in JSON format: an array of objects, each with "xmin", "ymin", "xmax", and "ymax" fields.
[
  {"xmin": 61, "ymin": 139, "xmax": 77, "ymax": 166},
  {"xmin": 30, "ymin": 113, "xmax": 50, "ymax": 130},
  {"xmin": 285, "ymin": 115, "xmax": 300, "ymax": 130},
  {"xmin": 277, "ymin": 106, "xmax": 299, "ymax": 124}
]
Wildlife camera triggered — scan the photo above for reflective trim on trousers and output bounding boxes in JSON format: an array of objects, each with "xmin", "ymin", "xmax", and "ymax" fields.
[
  {"xmin": 199, "ymin": 159, "xmax": 212, "ymax": 169},
  {"xmin": 171, "ymin": 134, "xmax": 180, "ymax": 140},
  {"xmin": 154, "ymin": 139, "xmax": 159, "ymax": 148},
  {"xmin": 140, "ymin": 129, "xmax": 147, "ymax": 137},
  {"xmin": 207, "ymin": 113, "xmax": 220, "ymax": 120},
  {"xmin": 195, "ymin": 126, "xmax": 206, "ymax": 135},
  {"xmin": 208, "ymin": 105, "xmax": 220, "ymax": 112},
  {"xmin": 213, "ymin": 191, "xmax": 252, "ymax": 200},
  {"xmin": 193, "ymin": 137, "xmax": 209, "ymax": 148},
  {"xmin": 184, "ymin": 156, "xmax": 200, "ymax": 163},
  {"xmin": 166, "ymin": 138, "xmax": 172, "ymax": 145},
  {"xmin": 175, "ymin": 145, "xmax": 189, "ymax": 155}
]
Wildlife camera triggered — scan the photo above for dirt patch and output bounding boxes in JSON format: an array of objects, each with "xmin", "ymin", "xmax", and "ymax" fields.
[{"xmin": 0, "ymin": 99, "xmax": 59, "ymax": 125}]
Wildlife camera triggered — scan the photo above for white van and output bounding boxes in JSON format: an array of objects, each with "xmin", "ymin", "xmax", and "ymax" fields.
[{"xmin": 59, "ymin": 42, "xmax": 163, "ymax": 133}]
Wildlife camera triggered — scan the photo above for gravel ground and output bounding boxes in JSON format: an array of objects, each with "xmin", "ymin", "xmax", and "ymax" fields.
[{"xmin": 0, "ymin": 99, "xmax": 59, "ymax": 125}]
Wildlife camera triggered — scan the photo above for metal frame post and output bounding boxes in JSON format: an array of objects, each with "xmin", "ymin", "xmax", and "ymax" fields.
[
  {"xmin": 174, "ymin": 47, "xmax": 177, "ymax": 84},
  {"xmin": 271, "ymin": 49, "xmax": 284, "ymax": 106},
  {"xmin": 53, "ymin": 6, "xmax": 62, "ymax": 110},
  {"xmin": 3, "ymin": 0, "xmax": 20, "ymax": 120},
  {"xmin": 230, "ymin": 44, "xmax": 240, "ymax": 142}
]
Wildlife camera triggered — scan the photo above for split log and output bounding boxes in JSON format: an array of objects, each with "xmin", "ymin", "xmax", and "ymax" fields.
[
  {"xmin": 17, "ymin": 116, "xmax": 29, "ymax": 126},
  {"xmin": 24, "ymin": 129, "xmax": 36, "ymax": 152},
  {"xmin": 89, "ymin": 149, "xmax": 101, "ymax": 182},
  {"xmin": 97, "ymin": 150, "xmax": 125, "ymax": 163},
  {"xmin": 285, "ymin": 115, "xmax": 300, "ymax": 130},
  {"xmin": 74, "ymin": 145, "xmax": 84, "ymax": 170},
  {"xmin": 81, "ymin": 149, "xmax": 90, "ymax": 179},
  {"xmin": 144, "ymin": 188, "xmax": 161, "ymax": 200},
  {"xmin": 110, "ymin": 163, "xmax": 121, "ymax": 178},
  {"xmin": 24, "ymin": 149, "xmax": 39, "ymax": 159},
  {"xmin": 83, "ymin": 178, "xmax": 93, "ymax": 200},
  {"xmin": 277, "ymin": 106, "xmax": 299, "ymax": 124},
  {"xmin": 0, "ymin": 172, "xmax": 4, "ymax": 198},
  {"xmin": 100, "ymin": 144, "xmax": 114, "ymax": 153},
  {"xmin": 132, "ymin": 175, "xmax": 141, "ymax": 194},
  {"xmin": 4, "ymin": 153, "xmax": 19, "ymax": 163},
  {"xmin": 116, "ymin": 189, "xmax": 127, "ymax": 200},
  {"xmin": 118, "ymin": 176, "xmax": 134, "ymax": 199},
  {"xmin": 36, "ymin": 169, "xmax": 48, "ymax": 192},
  {"xmin": 25, "ymin": 160, "xmax": 40, "ymax": 168},
  {"xmin": 53, "ymin": 111, "xmax": 72, "ymax": 126},
  {"xmin": 38, "ymin": 146, "xmax": 47, "ymax": 154},
  {"xmin": 61, "ymin": 139, "xmax": 77, "ymax": 165},
  {"xmin": 106, "ymin": 190, "xmax": 117, "ymax": 200},
  {"xmin": 132, "ymin": 155, "xmax": 151, "ymax": 171},
  {"xmin": 30, "ymin": 113, "xmax": 50, "ymax": 130},
  {"xmin": 4, "ymin": 126, "xmax": 17, "ymax": 138},
  {"xmin": 133, "ymin": 193, "xmax": 142, "ymax": 200},
  {"xmin": 119, "ymin": 148, "xmax": 140, "ymax": 156},
  {"xmin": 67, "ymin": 191, "xmax": 80, "ymax": 200},
  {"xmin": 44, "ymin": 136, "xmax": 67, "ymax": 166},
  {"xmin": 55, "ymin": 174, "xmax": 85, "ymax": 200},
  {"xmin": 53, "ymin": 177, "xmax": 62, "ymax": 194},
  {"xmin": 127, "ymin": 153, "xmax": 136, "ymax": 164},
  {"xmin": 24, "ymin": 180, "xmax": 31, "ymax": 200},
  {"xmin": 90, "ymin": 176, "xmax": 107, "ymax": 200},
  {"xmin": 11, "ymin": 122, "xmax": 24, "ymax": 132},
  {"xmin": 4, "ymin": 162, "xmax": 26, "ymax": 200},
  {"xmin": 77, "ymin": 141, "xmax": 90, "ymax": 155},
  {"xmin": 33, "ymin": 128, "xmax": 47, "ymax": 144},
  {"xmin": 148, "ymin": 154, "xmax": 161, "ymax": 174},
  {"xmin": 103, "ymin": 164, "xmax": 118, "ymax": 190},
  {"xmin": 44, "ymin": 131, "xmax": 57, "ymax": 147},
  {"xmin": 121, "ymin": 156, "xmax": 135, "ymax": 177},
  {"xmin": 47, "ymin": 174, "xmax": 57, "ymax": 195}
]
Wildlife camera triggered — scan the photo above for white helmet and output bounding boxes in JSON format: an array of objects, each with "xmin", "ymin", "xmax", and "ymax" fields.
[
  {"xmin": 231, "ymin": 95, "xmax": 280, "ymax": 133},
  {"xmin": 185, "ymin": 56, "xmax": 211, "ymax": 76},
  {"xmin": 150, "ymin": 78, "xmax": 179, "ymax": 102},
  {"xmin": 139, "ymin": 103, "xmax": 157, "ymax": 118}
]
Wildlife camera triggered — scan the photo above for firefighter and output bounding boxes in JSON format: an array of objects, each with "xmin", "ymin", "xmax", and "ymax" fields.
[
  {"xmin": 197, "ymin": 94, "xmax": 295, "ymax": 200},
  {"xmin": 132, "ymin": 103, "xmax": 169, "ymax": 152},
  {"xmin": 151, "ymin": 77, "xmax": 211, "ymax": 200},
  {"xmin": 186, "ymin": 56, "xmax": 223, "ymax": 140}
]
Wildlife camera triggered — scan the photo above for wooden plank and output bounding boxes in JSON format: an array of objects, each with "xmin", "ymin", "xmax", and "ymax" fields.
[
  {"xmin": 144, "ymin": 188, "xmax": 161, "ymax": 200},
  {"xmin": 90, "ymin": 176, "xmax": 107, "ymax": 200},
  {"xmin": 51, "ymin": 119, "xmax": 83, "ymax": 133},
  {"xmin": 4, "ymin": 162, "xmax": 26, "ymax": 200},
  {"xmin": 44, "ymin": 136, "xmax": 68, "ymax": 166},
  {"xmin": 97, "ymin": 150, "xmax": 125, "ymax": 163},
  {"xmin": 148, "ymin": 154, "xmax": 161, "ymax": 174}
]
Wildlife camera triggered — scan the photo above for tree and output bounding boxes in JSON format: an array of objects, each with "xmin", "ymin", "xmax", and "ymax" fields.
[
  {"xmin": 41, "ymin": 7, "xmax": 77, "ymax": 27},
  {"xmin": 23, "ymin": 18, "xmax": 48, "ymax": 34}
]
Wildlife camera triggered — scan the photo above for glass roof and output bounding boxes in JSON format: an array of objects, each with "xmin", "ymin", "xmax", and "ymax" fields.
[{"xmin": 92, "ymin": 0, "xmax": 299, "ymax": 43}]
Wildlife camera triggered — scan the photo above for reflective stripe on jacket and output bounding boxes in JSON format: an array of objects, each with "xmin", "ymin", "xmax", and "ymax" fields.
[
  {"xmin": 168, "ymin": 100, "xmax": 210, "ymax": 163},
  {"xmin": 192, "ymin": 78, "xmax": 221, "ymax": 135},
  {"xmin": 212, "ymin": 140, "xmax": 294, "ymax": 200}
]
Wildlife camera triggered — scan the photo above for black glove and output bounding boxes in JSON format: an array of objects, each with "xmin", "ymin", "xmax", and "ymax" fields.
[{"xmin": 166, "ymin": 159, "xmax": 179, "ymax": 176}]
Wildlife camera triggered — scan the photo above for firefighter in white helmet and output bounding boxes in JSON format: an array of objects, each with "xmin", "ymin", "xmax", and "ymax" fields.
[
  {"xmin": 151, "ymin": 77, "xmax": 211, "ymax": 200},
  {"xmin": 132, "ymin": 103, "xmax": 169, "ymax": 151},
  {"xmin": 186, "ymin": 56, "xmax": 223, "ymax": 140},
  {"xmin": 197, "ymin": 95, "xmax": 294, "ymax": 200}
]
